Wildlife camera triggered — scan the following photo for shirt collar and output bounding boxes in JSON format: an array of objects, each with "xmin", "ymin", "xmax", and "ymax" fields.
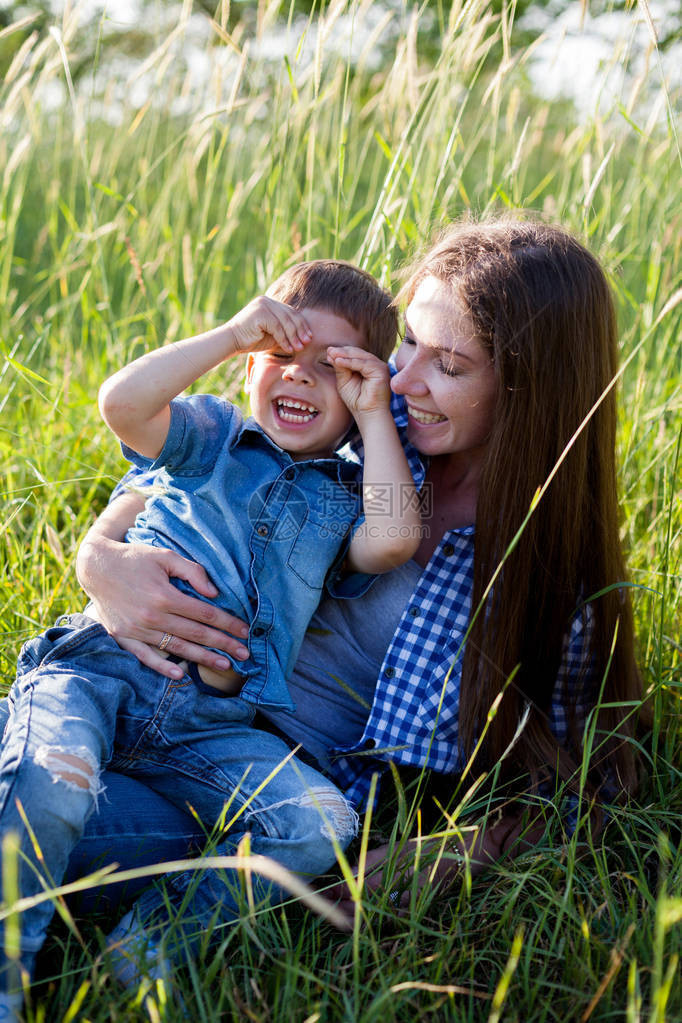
[
  {"xmin": 447, "ymin": 523, "xmax": 475, "ymax": 537},
  {"xmin": 239, "ymin": 414, "xmax": 360, "ymax": 481}
]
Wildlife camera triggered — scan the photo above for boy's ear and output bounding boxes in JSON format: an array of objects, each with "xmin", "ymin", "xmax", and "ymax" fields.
[{"xmin": 244, "ymin": 353, "xmax": 256, "ymax": 393}]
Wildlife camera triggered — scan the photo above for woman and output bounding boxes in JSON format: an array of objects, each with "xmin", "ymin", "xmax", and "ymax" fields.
[{"xmin": 71, "ymin": 215, "xmax": 642, "ymax": 941}]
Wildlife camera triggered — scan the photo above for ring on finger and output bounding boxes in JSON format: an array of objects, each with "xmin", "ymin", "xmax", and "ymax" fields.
[{"xmin": 158, "ymin": 632, "xmax": 174, "ymax": 652}]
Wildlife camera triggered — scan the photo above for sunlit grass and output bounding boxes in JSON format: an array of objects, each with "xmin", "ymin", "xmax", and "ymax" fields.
[{"xmin": 0, "ymin": 0, "xmax": 680, "ymax": 1018}]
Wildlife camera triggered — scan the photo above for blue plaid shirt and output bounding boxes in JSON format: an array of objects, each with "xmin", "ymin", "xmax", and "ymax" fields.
[{"xmin": 111, "ymin": 384, "xmax": 595, "ymax": 810}]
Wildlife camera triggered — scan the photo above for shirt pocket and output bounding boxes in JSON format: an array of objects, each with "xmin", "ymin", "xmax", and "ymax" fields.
[{"xmin": 286, "ymin": 509, "xmax": 350, "ymax": 591}]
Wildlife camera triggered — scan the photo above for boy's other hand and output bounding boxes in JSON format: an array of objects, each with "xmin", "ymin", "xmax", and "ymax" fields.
[
  {"xmin": 327, "ymin": 347, "xmax": 391, "ymax": 419},
  {"xmin": 227, "ymin": 296, "xmax": 312, "ymax": 355}
]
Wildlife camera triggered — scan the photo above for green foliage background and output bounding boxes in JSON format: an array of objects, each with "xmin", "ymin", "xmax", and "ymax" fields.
[{"xmin": 0, "ymin": 0, "xmax": 680, "ymax": 1019}]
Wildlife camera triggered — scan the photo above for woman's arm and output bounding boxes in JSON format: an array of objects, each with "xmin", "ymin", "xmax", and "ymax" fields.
[{"xmin": 76, "ymin": 491, "xmax": 251, "ymax": 678}]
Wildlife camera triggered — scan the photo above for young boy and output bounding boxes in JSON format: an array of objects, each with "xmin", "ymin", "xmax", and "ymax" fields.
[{"xmin": 0, "ymin": 260, "xmax": 420, "ymax": 1005}]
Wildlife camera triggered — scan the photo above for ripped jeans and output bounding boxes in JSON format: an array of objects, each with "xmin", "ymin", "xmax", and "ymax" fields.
[{"xmin": 0, "ymin": 614, "xmax": 357, "ymax": 990}]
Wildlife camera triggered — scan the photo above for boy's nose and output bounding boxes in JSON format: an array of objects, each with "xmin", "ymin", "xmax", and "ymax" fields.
[{"xmin": 282, "ymin": 361, "xmax": 314, "ymax": 385}]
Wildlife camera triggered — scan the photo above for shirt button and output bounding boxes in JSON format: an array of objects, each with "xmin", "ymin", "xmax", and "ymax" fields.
[
  {"xmin": 385, "ymin": 666, "xmax": 395, "ymax": 678},
  {"xmin": 408, "ymin": 606, "xmax": 419, "ymax": 617},
  {"xmin": 252, "ymin": 626, "xmax": 265, "ymax": 637},
  {"xmin": 284, "ymin": 467, "xmax": 296, "ymax": 480},
  {"xmin": 256, "ymin": 524, "xmax": 269, "ymax": 537},
  {"xmin": 442, "ymin": 543, "xmax": 455, "ymax": 556}
]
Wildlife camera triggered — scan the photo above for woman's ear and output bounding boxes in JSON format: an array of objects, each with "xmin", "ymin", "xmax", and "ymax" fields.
[{"xmin": 244, "ymin": 353, "xmax": 256, "ymax": 393}]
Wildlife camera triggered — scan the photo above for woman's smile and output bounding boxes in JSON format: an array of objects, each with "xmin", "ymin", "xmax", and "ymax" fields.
[{"xmin": 406, "ymin": 404, "xmax": 447, "ymax": 425}]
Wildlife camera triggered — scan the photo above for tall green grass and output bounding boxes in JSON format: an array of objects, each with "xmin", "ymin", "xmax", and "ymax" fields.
[{"xmin": 0, "ymin": 0, "xmax": 680, "ymax": 1019}]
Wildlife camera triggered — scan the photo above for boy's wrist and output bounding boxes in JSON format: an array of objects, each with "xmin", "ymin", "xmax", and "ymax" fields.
[
  {"xmin": 203, "ymin": 322, "xmax": 242, "ymax": 360},
  {"xmin": 354, "ymin": 404, "xmax": 394, "ymax": 434},
  {"xmin": 179, "ymin": 321, "xmax": 243, "ymax": 364}
]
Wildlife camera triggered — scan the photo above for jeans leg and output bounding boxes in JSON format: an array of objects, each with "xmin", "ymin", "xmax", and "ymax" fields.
[
  {"xmin": 0, "ymin": 684, "xmax": 107, "ymax": 987},
  {"xmin": 0, "ymin": 697, "xmax": 9, "ymax": 735},
  {"xmin": 65, "ymin": 771, "xmax": 205, "ymax": 914},
  {"xmin": 0, "ymin": 618, "xmax": 156, "ymax": 991},
  {"xmin": 110, "ymin": 717, "xmax": 357, "ymax": 971}
]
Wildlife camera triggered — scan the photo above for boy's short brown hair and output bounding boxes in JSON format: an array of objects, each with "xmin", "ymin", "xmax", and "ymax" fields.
[{"xmin": 267, "ymin": 260, "xmax": 397, "ymax": 361}]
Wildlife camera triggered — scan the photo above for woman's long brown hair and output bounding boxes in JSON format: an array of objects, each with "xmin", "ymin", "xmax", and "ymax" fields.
[{"xmin": 402, "ymin": 217, "xmax": 643, "ymax": 798}]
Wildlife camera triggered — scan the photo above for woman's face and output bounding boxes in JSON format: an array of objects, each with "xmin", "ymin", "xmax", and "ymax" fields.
[{"xmin": 391, "ymin": 275, "xmax": 497, "ymax": 467}]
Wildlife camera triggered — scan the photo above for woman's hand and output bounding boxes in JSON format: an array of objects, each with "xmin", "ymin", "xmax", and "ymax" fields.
[
  {"xmin": 76, "ymin": 494, "xmax": 250, "ymax": 678},
  {"xmin": 328, "ymin": 813, "xmax": 546, "ymax": 914},
  {"xmin": 328, "ymin": 837, "xmax": 468, "ymax": 915}
]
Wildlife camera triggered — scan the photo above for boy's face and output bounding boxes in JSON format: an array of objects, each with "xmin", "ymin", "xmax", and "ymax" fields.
[{"xmin": 245, "ymin": 307, "xmax": 366, "ymax": 459}]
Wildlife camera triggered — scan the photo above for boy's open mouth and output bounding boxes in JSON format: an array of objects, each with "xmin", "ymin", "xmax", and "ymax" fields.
[{"xmin": 274, "ymin": 399, "xmax": 320, "ymax": 424}]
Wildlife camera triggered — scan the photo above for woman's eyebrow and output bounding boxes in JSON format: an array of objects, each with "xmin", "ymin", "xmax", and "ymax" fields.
[
  {"xmin": 403, "ymin": 317, "xmax": 476, "ymax": 363},
  {"xmin": 436, "ymin": 344, "xmax": 475, "ymax": 364}
]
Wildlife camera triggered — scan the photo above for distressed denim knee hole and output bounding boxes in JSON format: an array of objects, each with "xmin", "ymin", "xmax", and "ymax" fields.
[
  {"xmin": 312, "ymin": 788, "xmax": 359, "ymax": 845},
  {"xmin": 34, "ymin": 745, "xmax": 104, "ymax": 805},
  {"xmin": 248, "ymin": 787, "xmax": 359, "ymax": 845}
]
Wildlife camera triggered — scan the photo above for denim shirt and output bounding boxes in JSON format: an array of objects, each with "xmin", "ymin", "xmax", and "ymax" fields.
[{"xmin": 124, "ymin": 394, "xmax": 361, "ymax": 711}]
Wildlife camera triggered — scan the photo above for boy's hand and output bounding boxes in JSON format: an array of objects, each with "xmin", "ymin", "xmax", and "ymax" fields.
[
  {"xmin": 226, "ymin": 296, "xmax": 312, "ymax": 355},
  {"xmin": 327, "ymin": 347, "xmax": 391, "ymax": 421}
]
